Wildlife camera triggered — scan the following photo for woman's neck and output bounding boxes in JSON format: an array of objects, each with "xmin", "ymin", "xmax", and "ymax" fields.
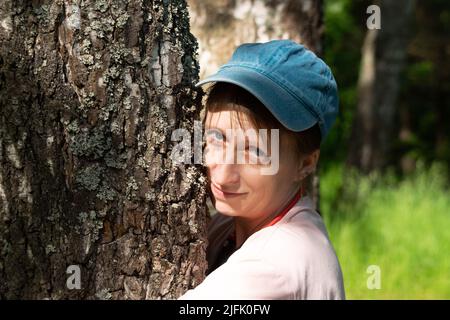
[{"xmin": 233, "ymin": 185, "xmax": 302, "ymax": 248}]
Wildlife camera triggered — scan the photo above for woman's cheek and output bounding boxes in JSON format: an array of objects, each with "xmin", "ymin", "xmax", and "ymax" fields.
[
  {"xmin": 204, "ymin": 145, "xmax": 223, "ymax": 167},
  {"xmin": 239, "ymin": 167, "xmax": 272, "ymax": 196},
  {"xmin": 240, "ymin": 163, "xmax": 271, "ymax": 178}
]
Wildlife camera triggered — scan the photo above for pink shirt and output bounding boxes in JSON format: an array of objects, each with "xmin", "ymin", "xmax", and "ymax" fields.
[{"xmin": 179, "ymin": 195, "xmax": 345, "ymax": 300}]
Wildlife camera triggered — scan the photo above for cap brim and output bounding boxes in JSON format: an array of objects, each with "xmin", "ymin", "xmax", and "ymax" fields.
[{"xmin": 195, "ymin": 66, "xmax": 317, "ymax": 133}]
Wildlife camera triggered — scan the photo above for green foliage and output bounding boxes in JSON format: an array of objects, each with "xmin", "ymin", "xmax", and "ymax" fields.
[{"xmin": 320, "ymin": 162, "xmax": 450, "ymax": 299}]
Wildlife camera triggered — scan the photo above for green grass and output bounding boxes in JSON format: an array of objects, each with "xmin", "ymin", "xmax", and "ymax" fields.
[{"xmin": 320, "ymin": 162, "xmax": 450, "ymax": 299}]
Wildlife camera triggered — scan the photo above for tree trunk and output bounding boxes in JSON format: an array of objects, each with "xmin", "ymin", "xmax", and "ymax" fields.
[
  {"xmin": 188, "ymin": 0, "xmax": 323, "ymax": 210},
  {"xmin": 0, "ymin": 0, "xmax": 207, "ymax": 299},
  {"xmin": 188, "ymin": 0, "xmax": 323, "ymax": 77},
  {"xmin": 346, "ymin": 0, "xmax": 415, "ymax": 173}
]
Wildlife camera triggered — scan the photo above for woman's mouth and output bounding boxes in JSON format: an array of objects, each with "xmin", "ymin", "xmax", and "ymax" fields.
[{"xmin": 211, "ymin": 182, "xmax": 246, "ymax": 199}]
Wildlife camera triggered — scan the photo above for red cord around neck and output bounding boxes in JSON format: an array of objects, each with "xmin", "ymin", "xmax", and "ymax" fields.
[{"xmin": 261, "ymin": 185, "xmax": 304, "ymax": 229}]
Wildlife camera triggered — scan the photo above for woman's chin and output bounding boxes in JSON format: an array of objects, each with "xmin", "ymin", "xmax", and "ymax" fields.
[{"xmin": 214, "ymin": 200, "xmax": 242, "ymax": 217}]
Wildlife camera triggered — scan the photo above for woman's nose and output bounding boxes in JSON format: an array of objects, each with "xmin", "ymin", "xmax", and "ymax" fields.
[{"xmin": 210, "ymin": 163, "xmax": 240, "ymax": 186}]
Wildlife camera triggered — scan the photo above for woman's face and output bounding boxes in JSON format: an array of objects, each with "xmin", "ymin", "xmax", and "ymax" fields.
[{"xmin": 205, "ymin": 109, "xmax": 304, "ymax": 219}]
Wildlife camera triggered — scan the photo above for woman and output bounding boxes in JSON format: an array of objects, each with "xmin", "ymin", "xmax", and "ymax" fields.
[{"xmin": 180, "ymin": 40, "xmax": 345, "ymax": 299}]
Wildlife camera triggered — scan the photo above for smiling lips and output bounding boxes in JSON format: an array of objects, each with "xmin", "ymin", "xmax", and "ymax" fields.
[{"xmin": 211, "ymin": 182, "xmax": 246, "ymax": 199}]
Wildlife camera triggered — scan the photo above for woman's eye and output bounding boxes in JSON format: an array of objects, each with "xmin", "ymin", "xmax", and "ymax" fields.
[
  {"xmin": 205, "ymin": 129, "xmax": 224, "ymax": 145},
  {"xmin": 248, "ymin": 146, "xmax": 268, "ymax": 158}
]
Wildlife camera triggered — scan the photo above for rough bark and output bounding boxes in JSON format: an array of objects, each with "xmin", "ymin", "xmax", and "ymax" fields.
[
  {"xmin": 188, "ymin": 0, "xmax": 323, "ymax": 210},
  {"xmin": 346, "ymin": 0, "xmax": 415, "ymax": 173},
  {"xmin": 0, "ymin": 0, "xmax": 207, "ymax": 299}
]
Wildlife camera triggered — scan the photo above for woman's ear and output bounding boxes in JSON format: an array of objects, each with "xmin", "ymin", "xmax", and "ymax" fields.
[{"xmin": 296, "ymin": 150, "xmax": 320, "ymax": 181}]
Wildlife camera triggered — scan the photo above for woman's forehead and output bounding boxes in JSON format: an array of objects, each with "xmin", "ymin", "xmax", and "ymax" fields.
[{"xmin": 205, "ymin": 109, "xmax": 256, "ymax": 130}]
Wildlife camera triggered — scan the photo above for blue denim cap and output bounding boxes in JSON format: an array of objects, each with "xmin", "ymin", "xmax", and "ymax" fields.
[{"xmin": 195, "ymin": 40, "xmax": 339, "ymax": 142}]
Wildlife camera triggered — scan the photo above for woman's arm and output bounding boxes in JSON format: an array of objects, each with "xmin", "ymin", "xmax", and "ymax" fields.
[{"xmin": 179, "ymin": 257, "xmax": 293, "ymax": 300}]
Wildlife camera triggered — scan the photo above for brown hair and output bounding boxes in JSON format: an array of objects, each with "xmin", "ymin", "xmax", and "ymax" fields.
[{"xmin": 203, "ymin": 82, "xmax": 321, "ymax": 157}]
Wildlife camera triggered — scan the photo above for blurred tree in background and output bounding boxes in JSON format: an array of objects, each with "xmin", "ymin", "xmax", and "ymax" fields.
[
  {"xmin": 321, "ymin": 0, "xmax": 450, "ymax": 176},
  {"xmin": 188, "ymin": 0, "xmax": 323, "ymax": 78},
  {"xmin": 397, "ymin": 0, "xmax": 450, "ymax": 174},
  {"xmin": 346, "ymin": 0, "xmax": 415, "ymax": 174}
]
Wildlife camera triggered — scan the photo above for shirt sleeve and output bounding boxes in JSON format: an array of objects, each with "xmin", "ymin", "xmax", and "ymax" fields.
[{"xmin": 178, "ymin": 257, "xmax": 294, "ymax": 300}]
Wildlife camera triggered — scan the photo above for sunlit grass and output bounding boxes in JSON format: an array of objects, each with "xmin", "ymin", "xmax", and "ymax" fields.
[{"xmin": 320, "ymin": 162, "xmax": 450, "ymax": 299}]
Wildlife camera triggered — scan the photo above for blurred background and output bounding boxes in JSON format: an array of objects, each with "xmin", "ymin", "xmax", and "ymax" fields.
[{"xmin": 187, "ymin": 0, "xmax": 450, "ymax": 299}]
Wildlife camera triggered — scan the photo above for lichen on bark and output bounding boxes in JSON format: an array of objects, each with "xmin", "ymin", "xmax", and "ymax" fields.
[{"xmin": 0, "ymin": 0, "xmax": 207, "ymax": 299}]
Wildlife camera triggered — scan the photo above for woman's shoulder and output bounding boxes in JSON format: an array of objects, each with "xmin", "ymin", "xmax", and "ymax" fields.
[
  {"xmin": 229, "ymin": 198, "xmax": 345, "ymax": 299},
  {"xmin": 235, "ymin": 209, "xmax": 336, "ymax": 265},
  {"xmin": 236, "ymin": 196, "xmax": 333, "ymax": 257},
  {"xmin": 185, "ymin": 197, "xmax": 345, "ymax": 299}
]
